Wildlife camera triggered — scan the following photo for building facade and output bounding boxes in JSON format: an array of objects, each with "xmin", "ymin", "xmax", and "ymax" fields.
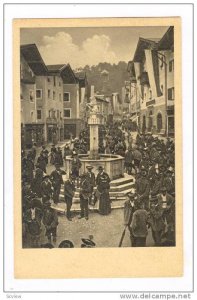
[
  {"xmin": 20, "ymin": 44, "xmax": 86, "ymax": 147},
  {"xmin": 127, "ymin": 27, "xmax": 174, "ymax": 137}
]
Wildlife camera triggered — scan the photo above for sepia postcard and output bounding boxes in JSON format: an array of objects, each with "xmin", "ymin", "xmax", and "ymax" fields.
[{"xmin": 13, "ymin": 17, "xmax": 182, "ymax": 278}]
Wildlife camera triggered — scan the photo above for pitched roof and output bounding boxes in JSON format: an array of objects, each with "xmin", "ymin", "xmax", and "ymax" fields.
[
  {"xmin": 158, "ymin": 26, "xmax": 174, "ymax": 50},
  {"xmin": 47, "ymin": 64, "xmax": 66, "ymax": 73},
  {"xmin": 133, "ymin": 38, "xmax": 158, "ymax": 62},
  {"xmin": 20, "ymin": 44, "xmax": 48, "ymax": 75}
]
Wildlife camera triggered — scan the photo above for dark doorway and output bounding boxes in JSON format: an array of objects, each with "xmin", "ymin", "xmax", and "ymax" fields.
[
  {"xmin": 157, "ymin": 113, "xmax": 163, "ymax": 132},
  {"xmin": 64, "ymin": 124, "xmax": 76, "ymax": 139}
]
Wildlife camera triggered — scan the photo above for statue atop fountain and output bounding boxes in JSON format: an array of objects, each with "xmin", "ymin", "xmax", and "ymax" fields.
[{"xmin": 87, "ymin": 96, "xmax": 101, "ymax": 160}]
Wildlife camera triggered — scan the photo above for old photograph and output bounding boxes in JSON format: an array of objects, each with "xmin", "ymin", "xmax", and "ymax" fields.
[{"xmin": 20, "ymin": 24, "xmax": 176, "ymax": 250}]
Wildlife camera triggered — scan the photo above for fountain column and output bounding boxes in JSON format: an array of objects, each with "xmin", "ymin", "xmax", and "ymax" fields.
[{"xmin": 88, "ymin": 112, "xmax": 100, "ymax": 160}]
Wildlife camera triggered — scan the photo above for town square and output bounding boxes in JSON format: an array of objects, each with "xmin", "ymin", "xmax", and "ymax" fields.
[{"xmin": 20, "ymin": 26, "xmax": 175, "ymax": 248}]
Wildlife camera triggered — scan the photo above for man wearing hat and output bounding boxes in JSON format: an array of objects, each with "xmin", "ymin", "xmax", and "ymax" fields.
[
  {"xmin": 64, "ymin": 143, "xmax": 72, "ymax": 160},
  {"xmin": 122, "ymin": 192, "xmax": 139, "ymax": 246},
  {"xmin": 24, "ymin": 199, "xmax": 43, "ymax": 248},
  {"xmin": 37, "ymin": 152, "xmax": 47, "ymax": 173},
  {"xmin": 71, "ymin": 151, "xmax": 82, "ymax": 188},
  {"xmin": 163, "ymin": 167, "xmax": 175, "ymax": 196},
  {"xmin": 58, "ymin": 240, "xmax": 74, "ymax": 248},
  {"xmin": 148, "ymin": 197, "xmax": 166, "ymax": 246},
  {"xmin": 40, "ymin": 145, "xmax": 49, "ymax": 165},
  {"xmin": 96, "ymin": 166, "xmax": 111, "ymax": 215},
  {"xmin": 81, "ymin": 238, "xmax": 96, "ymax": 248},
  {"xmin": 79, "ymin": 173, "xmax": 92, "ymax": 220},
  {"xmin": 25, "ymin": 153, "xmax": 35, "ymax": 183},
  {"xmin": 157, "ymin": 186, "xmax": 175, "ymax": 228},
  {"xmin": 64, "ymin": 173, "xmax": 76, "ymax": 221},
  {"xmin": 50, "ymin": 164, "xmax": 66, "ymax": 204},
  {"xmin": 41, "ymin": 175, "xmax": 53, "ymax": 203},
  {"xmin": 43, "ymin": 201, "xmax": 59, "ymax": 244},
  {"xmin": 130, "ymin": 201, "xmax": 149, "ymax": 247},
  {"xmin": 31, "ymin": 164, "xmax": 44, "ymax": 198},
  {"xmin": 135, "ymin": 166, "xmax": 150, "ymax": 210},
  {"xmin": 85, "ymin": 166, "xmax": 95, "ymax": 205}
]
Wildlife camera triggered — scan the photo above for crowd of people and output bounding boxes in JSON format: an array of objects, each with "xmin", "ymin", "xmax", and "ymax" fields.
[{"xmin": 21, "ymin": 121, "xmax": 175, "ymax": 248}]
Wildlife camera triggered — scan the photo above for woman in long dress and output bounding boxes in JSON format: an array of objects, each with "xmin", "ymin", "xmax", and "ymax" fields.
[{"xmin": 96, "ymin": 166, "xmax": 111, "ymax": 215}]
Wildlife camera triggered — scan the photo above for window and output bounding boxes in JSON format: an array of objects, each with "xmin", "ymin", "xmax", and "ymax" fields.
[
  {"xmin": 63, "ymin": 92, "xmax": 70, "ymax": 102},
  {"xmin": 48, "ymin": 110, "xmax": 51, "ymax": 118},
  {"xmin": 64, "ymin": 109, "xmax": 71, "ymax": 118},
  {"xmin": 160, "ymin": 84, "xmax": 163, "ymax": 95},
  {"xmin": 52, "ymin": 111, "xmax": 56, "ymax": 118},
  {"xmin": 48, "ymin": 89, "xmax": 51, "ymax": 99},
  {"xmin": 29, "ymin": 90, "xmax": 34, "ymax": 102},
  {"xmin": 169, "ymin": 59, "xmax": 174, "ymax": 72},
  {"xmin": 36, "ymin": 89, "xmax": 42, "ymax": 99},
  {"xmin": 47, "ymin": 77, "xmax": 50, "ymax": 82},
  {"xmin": 57, "ymin": 110, "xmax": 59, "ymax": 118},
  {"xmin": 37, "ymin": 110, "xmax": 42, "ymax": 120},
  {"xmin": 53, "ymin": 76, "xmax": 56, "ymax": 87},
  {"xmin": 60, "ymin": 111, "xmax": 62, "ymax": 119},
  {"xmin": 59, "ymin": 93, "xmax": 62, "ymax": 101},
  {"xmin": 149, "ymin": 90, "xmax": 152, "ymax": 99},
  {"xmin": 59, "ymin": 81, "xmax": 61, "ymax": 87},
  {"xmin": 30, "ymin": 111, "xmax": 34, "ymax": 121},
  {"xmin": 168, "ymin": 87, "xmax": 174, "ymax": 100},
  {"xmin": 53, "ymin": 91, "xmax": 55, "ymax": 100}
]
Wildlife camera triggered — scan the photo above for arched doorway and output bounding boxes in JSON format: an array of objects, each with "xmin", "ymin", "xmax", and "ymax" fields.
[{"xmin": 157, "ymin": 113, "xmax": 162, "ymax": 132}]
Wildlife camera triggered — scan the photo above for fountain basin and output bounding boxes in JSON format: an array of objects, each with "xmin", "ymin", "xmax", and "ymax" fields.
[{"xmin": 65, "ymin": 154, "xmax": 124, "ymax": 180}]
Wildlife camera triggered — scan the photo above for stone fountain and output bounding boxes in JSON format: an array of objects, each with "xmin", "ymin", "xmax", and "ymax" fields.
[{"xmin": 65, "ymin": 96, "xmax": 124, "ymax": 180}]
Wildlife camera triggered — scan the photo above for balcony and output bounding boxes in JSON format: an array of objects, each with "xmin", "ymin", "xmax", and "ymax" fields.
[
  {"xmin": 140, "ymin": 72, "xmax": 149, "ymax": 86},
  {"xmin": 146, "ymin": 99, "xmax": 156, "ymax": 107}
]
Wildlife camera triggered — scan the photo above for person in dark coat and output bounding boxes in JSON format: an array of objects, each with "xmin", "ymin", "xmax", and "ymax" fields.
[
  {"xmin": 50, "ymin": 144, "xmax": 57, "ymax": 165},
  {"xmin": 96, "ymin": 166, "xmax": 111, "ymax": 215},
  {"xmin": 124, "ymin": 192, "xmax": 139, "ymax": 246},
  {"xmin": 135, "ymin": 167, "xmax": 150, "ymax": 210},
  {"xmin": 71, "ymin": 152, "xmax": 82, "ymax": 187},
  {"xmin": 130, "ymin": 201, "xmax": 149, "ymax": 247},
  {"xmin": 24, "ymin": 199, "xmax": 43, "ymax": 248},
  {"xmin": 50, "ymin": 164, "xmax": 66, "ymax": 204},
  {"xmin": 41, "ymin": 175, "xmax": 53, "ymax": 203},
  {"xmin": 31, "ymin": 165, "xmax": 44, "ymax": 198},
  {"xmin": 40, "ymin": 146, "xmax": 49, "ymax": 164},
  {"xmin": 85, "ymin": 166, "xmax": 95, "ymax": 205},
  {"xmin": 64, "ymin": 174, "xmax": 76, "ymax": 221},
  {"xmin": 79, "ymin": 174, "xmax": 92, "ymax": 220},
  {"xmin": 25, "ymin": 153, "xmax": 34, "ymax": 183},
  {"xmin": 43, "ymin": 201, "xmax": 59, "ymax": 244},
  {"xmin": 64, "ymin": 144, "xmax": 72, "ymax": 160},
  {"xmin": 157, "ymin": 186, "xmax": 175, "ymax": 227},
  {"xmin": 55, "ymin": 147, "xmax": 63, "ymax": 166},
  {"xmin": 37, "ymin": 153, "xmax": 47, "ymax": 173},
  {"xmin": 31, "ymin": 143, "xmax": 37, "ymax": 161},
  {"xmin": 124, "ymin": 147, "xmax": 134, "ymax": 175},
  {"xmin": 148, "ymin": 199, "xmax": 166, "ymax": 246},
  {"xmin": 163, "ymin": 168, "xmax": 175, "ymax": 196}
]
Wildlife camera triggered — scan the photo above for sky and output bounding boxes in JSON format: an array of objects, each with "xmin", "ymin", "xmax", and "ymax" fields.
[{"xmin": 20, "ymin": 26, "xmax": 169, "ymax": 69}]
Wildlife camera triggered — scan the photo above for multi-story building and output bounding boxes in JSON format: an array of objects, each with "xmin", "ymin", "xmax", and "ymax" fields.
[
  {"xmin": 20, "ymin": 44, "xmax": 48, "ymax": 148},
  {"xmin": 127, "ymin": 26, "xmax": 174, "ymax": 136},
  {"xmin": 20, "ymin": 44, "xmax": 88, "ymax": 146},
  {"xmin": 60, "ymin": 64, "xmax": 83, "ymax": 139}
]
